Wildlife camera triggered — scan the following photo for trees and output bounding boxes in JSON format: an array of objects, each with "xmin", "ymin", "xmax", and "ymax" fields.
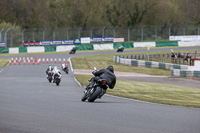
[{"xmin": 0, "ymin": 0, "xmax": 199, "ymax": 29}]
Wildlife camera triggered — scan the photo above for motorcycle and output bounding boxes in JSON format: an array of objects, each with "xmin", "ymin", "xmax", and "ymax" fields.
[
  {"xmin": 69, "ymin": 48, "xmax": 76, "ymax": 54},
  {"xmin": 61, "ymin": 65, "xmax": 69, "ymax": 74},
  {"xmin": 81, "ymin": 67, "xmax": 108, "ymax": 102},
  {"xmin": 47, "ymin": 71, "xmax": 53, "ymax": 83},
  {"xmin": 117, "ymin": 46, "xmax": 124, "ymax": 52},
  {"xmin": 54, "ymin": 73, "xmax": 61, "ymax": 86}
]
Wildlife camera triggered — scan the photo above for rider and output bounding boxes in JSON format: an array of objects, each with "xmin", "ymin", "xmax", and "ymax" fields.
[
  {"xmin": 53, "ymin": 66, "xmax": 62, "ymax": 82},
  {"xmin": 61, "ymin": 63, "xmax": 68, "ymax": 70},
  {"xmin": 119, "ymin": 45, "xmax": 124, "ymax": 50},
  {"xmin": 86, "ymin": 66, "xmax": 116, "ymax": 93},
  {"xmin": 46, "ymin": 65, "xmax": 53, "ymax": 78},
  {"xmin": 71, "ymin": 47, "xmax": 76, "ymax": 53}
]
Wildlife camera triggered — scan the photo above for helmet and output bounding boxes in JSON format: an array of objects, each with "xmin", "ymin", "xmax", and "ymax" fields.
[
  {"xmin": 107, "ymin": 65, "xmax": 114, "ymax": 73},
  {"xmin": 54, "ymin": 66, "xmax": 58, "ymax": 69},
  {"xmin": 48, "ymin": 65, "xmax": 52, "ymax": 69}
]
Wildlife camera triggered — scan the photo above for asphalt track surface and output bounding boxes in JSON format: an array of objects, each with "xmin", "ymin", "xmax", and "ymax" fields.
[{"xmin": 0, "ymin": 47, "xmax": 200, "ymax": 133}]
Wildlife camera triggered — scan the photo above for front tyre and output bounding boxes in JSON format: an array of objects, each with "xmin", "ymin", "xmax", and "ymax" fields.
[
  {"xmin": 81, "ymin": 94, "xmax": 87, "ymax": 102},
  {"xmin": 88, "ymin": 87, "xmax": 102, "ymax": 102},
  {"xmin": 48, "ymin": 77, "xmax": 52, "ymax": 83}
]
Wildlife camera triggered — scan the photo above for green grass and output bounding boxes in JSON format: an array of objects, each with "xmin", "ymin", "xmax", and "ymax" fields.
[
  {"xmin": 71, "ymin": 54, "xmax": 171, "ymax": 76},
  {"xmin": 0, "ymin": 58, "xmax": 10, "ymax": 67},
  {"xmin": 71, "ymin": 47, "xmax": 200, "ymax": 76},
  {"xmin": 75, "ymin": 74, "xmax": 200, "ymax": 108}
]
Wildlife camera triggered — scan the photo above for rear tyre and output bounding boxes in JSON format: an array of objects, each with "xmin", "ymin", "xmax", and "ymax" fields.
[
  {"xmin": 56, "ymin": 79, "xmax": 60, "ymax": 86},
  {"xmin": 88, "ymin": 87, "xmax": 102, "ymax": 102}
]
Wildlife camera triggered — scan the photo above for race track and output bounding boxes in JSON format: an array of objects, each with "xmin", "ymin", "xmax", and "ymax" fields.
[{"xmin": 0, "ymin": 47, "xmax": 200, "ymax": 133}]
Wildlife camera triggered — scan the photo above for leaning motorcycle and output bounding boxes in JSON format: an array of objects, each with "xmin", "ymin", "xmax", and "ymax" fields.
[
  {"xmin": 62, "ymin": 66, "xmax": 69, "ymax": 74},
  {"xmin": 117, "ymin": 46, "xmax": 124, "ymax": 52},
  {"xmin": 54, "ymin": 74, "xmax": 61, "ymax": 86},
  {"xmin": 69, "ymin": 48, "xmax": 76, "ymax": 54},
  {"xmin": 81, "ymin": 67, "xmax": 108, "ymax": 102},
  {"xmin": 47, "ymin": 71, "xmax": 53, "ymax": 83}
]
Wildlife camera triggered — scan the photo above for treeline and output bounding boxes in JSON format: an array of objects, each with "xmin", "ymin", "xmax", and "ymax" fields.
[{"xmin": 0, "ymin": 0, "xmax": 199, "ymax": 29}]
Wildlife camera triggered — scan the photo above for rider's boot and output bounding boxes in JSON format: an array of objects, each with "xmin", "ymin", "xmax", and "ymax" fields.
[{"xmin": 86, "ymin": 80, "xmax": 94, "ymax": 90}]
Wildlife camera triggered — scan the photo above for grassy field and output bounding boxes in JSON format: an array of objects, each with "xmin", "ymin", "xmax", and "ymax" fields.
[
  {"xmin": 0, "ymin": 58, "xmax": 10, "ymax": 67},
  {"xmin": 75, "ymin": 74, "xmax": 200, "ymax": 108}
]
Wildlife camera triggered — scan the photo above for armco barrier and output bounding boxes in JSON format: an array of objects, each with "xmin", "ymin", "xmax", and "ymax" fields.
[
  {"xmin": 134, "ymin": 42, "xmax": 156, "ymax": 48},
  {"xmin": 45, "ymin": 46, "xmax": 56, "ymax": 52},
  {"xmin": 56, "ymin": 45, "xmax": 75, "ymax": 52},
  {"xmin": 75, "ymin": 44, "xmax": 93, "ymax": 50},
  {"xmin": 114, "ymin": 55, "xmax": 200, "ymax": 78},
  {"xmin": 156, "ymin": 41, "xmax": 178, "ymax": 47},
  {"xmin": 113, "ymin": 56, "xmax": 189, "ymax": 70},
  {"xmin": 0, "ymin": 48, "xmax": 9, "ymax": 53},
  {"xmin": 93, "ymin": 44, "xmax": 113, "ymax": 50},
  {"xmin": 19, "ymin": 47, "xmax": 27, "ymax": 53},
  {"xmin": 9, "ymin": 48, "xmax": 19, "ymax": 54},
  {"xmin": 1, "ymin": 41, "xmax": 200, "ymax": 54},
  {"xmin": 113, "ymin": 42, "xmax": 133, "ymax": 49},
  {"xmin": 171, "ymin": 69, "xmax": 200, "ymax": 79}
]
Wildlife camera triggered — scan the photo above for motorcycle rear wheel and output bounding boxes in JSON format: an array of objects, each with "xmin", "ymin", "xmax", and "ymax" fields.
[{"xmin": 88, "ymin": 87, "xmax": 102, "ymax": 102}]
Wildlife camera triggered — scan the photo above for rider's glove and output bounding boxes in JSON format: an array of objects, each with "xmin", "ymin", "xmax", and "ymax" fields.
[{"xmin": 92, "ymin": 71, "xmax": 95, "ymax": 75}]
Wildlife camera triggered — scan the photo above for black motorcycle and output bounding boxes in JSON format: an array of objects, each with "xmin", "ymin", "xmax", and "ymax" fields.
[
  {"xmin": 69, "ymin": 47, "xmax": 76, "ymax": 54},
  {"xmin": 117, "ymin": 46, "xmax": 124, "ymax": 52},
  {"xmin": 54, "ymin": 74, "xmax": 61, "ymax": 86},
  {"xmin": 81, "ymin": 67, "xmax": 108, "ymax": 102},
  {"xmin": 47, "ymin": 71, "xmax": 53, "ymax": 83}
]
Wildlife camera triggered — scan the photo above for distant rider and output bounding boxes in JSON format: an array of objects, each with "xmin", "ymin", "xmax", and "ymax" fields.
[
  {"xmin": 61, "ymin": 63, "xmax": 68, "ymax": 70},
  {"xmin": 86, "ymin": 66, "xmax": 116, "ymax": 96},
  {"xmin": 53, "ymin": 66, "xmax": 62, "ymax": 82},
  {"xmin": 119, "ymin": 45, "xmax": 124, "ymax": 50},
  {"xmin": 71, "ymin": 47, "xmax": 76, "ymax": 54},
  {"xmin": 46, "ymin": 65, "xmax": 53, "ymax": 78}
]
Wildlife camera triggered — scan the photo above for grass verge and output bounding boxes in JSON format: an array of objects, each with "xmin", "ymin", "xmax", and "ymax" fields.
[
  {"xmin": 75, "ymin": 74, "xmax": 200, "ymax": 108},
  {"xmin": 71, "ymin": 48, "xmax": 200, "ymax": 76},
  {"xmin": 71, "ymin": 54, "xmax": 171, "ymax": 76},
  {"xmin": 0, "ymin": 58, "xmax": 9, "ymax": 67}
]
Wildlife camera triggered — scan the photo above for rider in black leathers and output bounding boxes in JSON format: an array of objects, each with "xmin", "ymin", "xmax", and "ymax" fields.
[
  {"xmin": 70, "ymin": 47, "xmax": 76, "ymax": 54},
  {"xmin": 87, "ymin": 66, "xmax": 116, "ymax": 90},
  {"xmin": 46, "ymin": 65, "xmax": 53, "ymax": 78}
]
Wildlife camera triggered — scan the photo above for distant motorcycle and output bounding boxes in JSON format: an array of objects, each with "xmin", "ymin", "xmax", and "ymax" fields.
[
  {"xmin": 69, "ymin": 47, "xmax": 76, "ymax": 54},
  {"xmin": 81, "ymin": 67, "xmax": 108, "ymax": 102},
  {"xmin": 47, "ymin": 71, "xmax": 53, "ymax": 83},
  {"xmin": 61, "ymin": 64, "xmax": 69, "ymax": 74},
  {"xmin": 54, "ymin": 73, "xmax": 61, "ymax": 86},
  {"xmin": 117, "ymin": 46, "xmax": 124, "ymax": 52}
]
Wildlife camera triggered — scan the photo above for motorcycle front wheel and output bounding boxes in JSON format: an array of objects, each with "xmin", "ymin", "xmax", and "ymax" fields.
[
  {"xmin": 88, "ymin": 87, "xmax": 102, "ymax": 102},
  {"xmin": 81, "ymin": 93, "xmax": 87, "ymax": 102}
]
